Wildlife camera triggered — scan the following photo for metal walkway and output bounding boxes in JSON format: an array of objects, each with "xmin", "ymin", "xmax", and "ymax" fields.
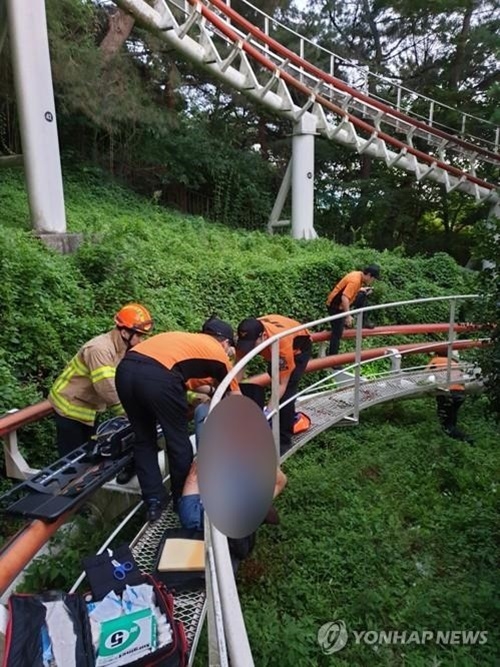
[
  {"xmin": 287, "ymin": 367, "xmax": 479, "ymax": 460},
  {"xmin": 130, "ymin": 507, "xmax": 206, "ymax": 658},
  {"xmin": 126, "ymin": 363, "xmax": 482, "ymax": 664}
]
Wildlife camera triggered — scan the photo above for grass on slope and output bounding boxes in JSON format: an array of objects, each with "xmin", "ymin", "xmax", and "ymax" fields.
[{"xmin": 196, "ymin": 396, "xmax": 499, "ymax": 667}]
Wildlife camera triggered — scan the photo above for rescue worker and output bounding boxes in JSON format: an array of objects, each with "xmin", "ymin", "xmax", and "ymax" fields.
[
  {"xmin": 326, "ymin": 264, "xmax": 380, "ymax": 356},
  {"xmin": 235, "ymin": 314, "xmax": 312, "ymax": 457},
  {"xmin": 48, "ymin": 303, "xmax": 153, "ymax": 458},
  {"xmin": 115, "ymin": 319, "xmax": 240, "ymax": 522},
  {"xmin": 426, "ymin": 351, "xmax": 473, "ymax": 443}
]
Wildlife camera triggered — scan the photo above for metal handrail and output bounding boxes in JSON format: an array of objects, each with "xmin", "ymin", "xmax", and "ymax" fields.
[
  {"xmin": 207, "ymin": 293, "xmax": 480, "ymax": 665},
  {"xmin": 115, "ymin": 0, "xmax": 499, "ymax": 201},
  {"xmin": 171, "ymin": 0, "xmax": 499, "ymax": 152},
  {"xmin": 201, "ymin": 0, "xmax": 500, "ymax": 165}
]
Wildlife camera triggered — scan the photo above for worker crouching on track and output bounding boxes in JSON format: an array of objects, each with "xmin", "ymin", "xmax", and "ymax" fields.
[
  {"xmin": 326, "ymin": 264, "xmax": 380, "ymax": 357},
  {"xmin": 115, "ymin": 319, "xmax": 240, "ymax": 522},
  {"xmin": 48, "ymin": 303, "xmax": 154, "ymax": 458},
  {"xmin": 235, "ymin": 314, "xmax": 312, "ymax": 457}
]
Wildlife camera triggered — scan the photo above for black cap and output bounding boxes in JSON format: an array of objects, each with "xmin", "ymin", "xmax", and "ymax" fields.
[
  {"xmin": 364, "ymin": 264, "xmax": 381, "ymax": 279},
  {"xmin": 202, "ymin": 317, "xmax": 235, "ymax": 347},
  {"xmin": 236, "ymin": 318, "xmax": 265, "ymax": 354}
]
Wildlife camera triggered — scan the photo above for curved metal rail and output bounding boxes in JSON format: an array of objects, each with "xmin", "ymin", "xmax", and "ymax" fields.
[
  {"xmin": 115, "ymin": 0, "xmax": 499, "ymax": 201},
  {"xmin": 203, "ymin": 293, "xmax": 486, "ymax": 665},
  {"xmin": 0, "ymin": 296, "xmax": 489, "ymax": 666}
]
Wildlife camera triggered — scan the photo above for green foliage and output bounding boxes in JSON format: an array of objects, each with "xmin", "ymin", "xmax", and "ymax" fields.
[
  {"xmin": 0, "ymin": 224, "xmax": 96, "ymax": 395},
  {"xmin": 0, "ymin": 168, "xmax": 476, "ymax": 404},
  {"xmin": 225, "ymin": 397, "xmax": 500, "ymax": 666},
  {"xmin": 473, "ymin": 217, "xmax": 500, "ymax": 420},
  {"xmin": 0, "ymin": 168, "xmax": 481, "ymax": 517},
  {"xmin": 17, "ymin": 508, "xmax": 146, "ymax": 593},
  {"xmin": 18, "ymin": 515, "xmax": 106, "ymax": 592}
]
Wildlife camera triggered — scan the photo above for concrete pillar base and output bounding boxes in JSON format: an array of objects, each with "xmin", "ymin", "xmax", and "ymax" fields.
[{"xmin": 35, "ymin": 232, "xmax": 84, "ymax": 254}]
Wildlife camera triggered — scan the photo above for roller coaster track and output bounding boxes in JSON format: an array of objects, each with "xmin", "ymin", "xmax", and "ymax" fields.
[
  {"xmin": 114, "ymin": 0, "xmax": 499, "ymax": 203},
  {"xmin": 0, "ymin": 296, "xmax": 490, "ymax": 665}
]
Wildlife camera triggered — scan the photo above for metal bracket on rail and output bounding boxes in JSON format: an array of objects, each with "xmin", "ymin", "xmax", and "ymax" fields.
[
  {"xmin": 2, "ymin": 410, "xmax": 39, "ymax": 480},
  {"xmin": 177, "ymin": 1, "xmax": 201, "ymax": 40},
  {"xmin": 276, "ymin": 77, "xmax": 294, "ymax": 112},
  {"xmin": 155, "ymin": 0, "xmax": 177, "ymax": 31},
  {"xmin": 239, "ymin": 51, "xmax": 259, "ymax": 90},
  {"xmin": 220, "ymin": 34, "xmax": 251, "ymax": 72},
  {"xmin": 384, "ymin": 348, "xmax": 402, "ymax": 374},
  {"xmin": 200, "ymin": 23, "xmax": 221, "ymax": 64},
  {"xmin": 258, "ymin": 66, "xmax": 281, "ymax": 99},
  {"xmin": 416, "ymin": 160, "xmax": 437, "ymax": 182}
]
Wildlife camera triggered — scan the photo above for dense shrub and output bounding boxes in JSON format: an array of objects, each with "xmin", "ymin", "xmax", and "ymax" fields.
[
  {"xmin": 0, "ymin": 169, "xmax": 478, "ymax": 401},
  {"xmin": 0, "ymin": 169, "xmax": 479, "ymax": 466}
]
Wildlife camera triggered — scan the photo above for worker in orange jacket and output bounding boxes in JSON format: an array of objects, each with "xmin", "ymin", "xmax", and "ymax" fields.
[
  {"xmin": 48, "ymin": 303, "xmax": 153, "ymax": 458},
  {"xmin": 326, "ymin": 264, "xmax": 380, "ymax": 357},
  {"xmin": 235, "ymin": 314, "xmax": 312, "ymax": 457},
  {"xmin": 115, "ymin": 319, "xmax": 240, "ymax": 522},
  {"xmin": 426, "ymin": 352, "xmax": 473, "ymax": 443}
]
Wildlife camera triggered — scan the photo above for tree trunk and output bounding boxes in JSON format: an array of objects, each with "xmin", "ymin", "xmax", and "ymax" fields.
[
  {"xmin": 100, "ymin": 7, "xmax": 135, "ymax": 61},
  {"xmin": 448, "ymin": 3, "xmax": 475, "ymax": 90}
]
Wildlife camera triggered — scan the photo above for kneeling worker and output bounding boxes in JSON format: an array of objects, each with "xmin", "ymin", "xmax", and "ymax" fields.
[
  {"xmin": 426, "ymin": 351, "xmax": 472, "ymax": 443},
  {"xmin": 48, "ymin": 303, "xmax": 153, "ymax": 458},
  {"xmin": 235, "ymin": 314, "xmax": 312, "ymax": 457}
]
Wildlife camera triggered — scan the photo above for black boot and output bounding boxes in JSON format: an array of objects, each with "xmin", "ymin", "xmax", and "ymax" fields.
[{"xmin": 116, "ymin": 462, "xmax": 136, "ymax": 485}]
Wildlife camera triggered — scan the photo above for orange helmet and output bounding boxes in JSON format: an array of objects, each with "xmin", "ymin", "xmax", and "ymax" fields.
[{"xmin": 114, "ymin": 303, "xmax": 153, "ymax": 334}]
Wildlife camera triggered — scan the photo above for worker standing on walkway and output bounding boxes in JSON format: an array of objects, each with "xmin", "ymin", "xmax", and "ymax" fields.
[
  {"xmin": 115, "ymin": 319, "xmax": 240, "ymax": 522},
  {"xmin": 48, "ymin": 303, "xmax": 154, "ymax": 458},
  {"xmin": 326, "ymin": 264, "xmax": 380, "ymax": 356},
  {"xmin": 235, "ymin": 314, "xmax": 312, "ymax": 457},
  {"xmin": 426, "ymin": 351, "xmax": 473, "ymax": 443}
]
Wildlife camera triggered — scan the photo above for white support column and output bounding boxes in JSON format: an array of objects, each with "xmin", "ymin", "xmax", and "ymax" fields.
[
  {"xmin": 7, "ymin": 0, "xmax": 66, "ymax": 234},
  {"xmin": 291, "ymin": 114, "xmax": 317, "ymax": 239}
]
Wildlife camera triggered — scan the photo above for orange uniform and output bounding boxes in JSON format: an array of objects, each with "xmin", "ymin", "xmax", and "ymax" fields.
[
  {"xmin": 133, "ymin": 332, "xmax": 239, "ymax": 393},
  {"xmin": 236, "ymin": 314, "xmax": 312, "ymax": 456},
  {"xmin": 116, "ymin": 331, "xmax": 238, "ymax": 509},
  {"xmin": 426, "ymin": 355, "xmax": 464, "ymax": 392},
  {"xmin": 256, "ymin": 315, "xmax": 311, "ymax": 381},
  {"xmin": 326, "ymin": 271, "xmax": 364, "ymax": 308}
]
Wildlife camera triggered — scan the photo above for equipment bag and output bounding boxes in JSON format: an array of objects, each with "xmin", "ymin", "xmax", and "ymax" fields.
[
  {"xmin": 84, "ymin": 573, "xmax": 188, "ymax": 667},
  {"xmin": 2, "ymin": 591, "xmax": 94, "ymax": 667},
  {"xmin": 82, "ymin": 545, "xmax": 188, "ymax": 667}
]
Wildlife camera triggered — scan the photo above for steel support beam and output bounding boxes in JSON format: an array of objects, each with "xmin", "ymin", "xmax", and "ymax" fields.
[
  {"xmin": 267, "ymin": 159, "xmax": 291, "ymax": 232},
  {"xmin": 291, "ymin": 114, "xmax": 317, "ymax": 239},
  {"xmin": 7, "ymin": 0, "xmax": 66, "ymax": 233}
]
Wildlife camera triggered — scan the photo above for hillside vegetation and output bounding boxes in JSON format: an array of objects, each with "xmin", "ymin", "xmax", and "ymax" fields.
[
  {"xmin": 0, "ymin": 167, "xmax": 477, "ymax": 413},
  {"xmin": 0, "ymin": 166, "xmax": 480, "ymax": 476},
  {"xmin": 1, "ymin": 171, "xmax": 499, "ymax": 666}
]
